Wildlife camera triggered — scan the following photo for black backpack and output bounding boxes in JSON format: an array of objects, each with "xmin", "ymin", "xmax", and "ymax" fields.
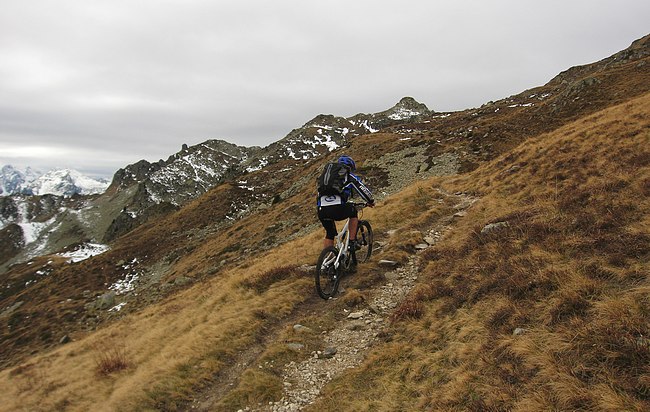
[{"xmin": 317, "ymin": 162, "xmax": 349, "ymax": 196}]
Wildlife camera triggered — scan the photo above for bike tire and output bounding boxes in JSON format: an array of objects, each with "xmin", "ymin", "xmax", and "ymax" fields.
[
  {"xmin": 315, "ymin": 246, "xmax": 341, "ymax": 299},
  {"xmin": 356, "ymin": 220, "xmax": 373, "ymax": 263}
]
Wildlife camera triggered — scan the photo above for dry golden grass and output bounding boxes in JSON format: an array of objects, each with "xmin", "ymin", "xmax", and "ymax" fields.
[
  {"xmin": 216, "ymin": 369, "xmax": 283, "ymax": 411},
  {"xmin": 238, "ymin": 265, "xmax": 304, "ymax": 294},
  {"xmin": 0, "ymin": 232, "xmax": 319, "ymax": 411},
  {"xmin": 308, "ymin": 93, "xmax": 650, "ymax": 411}
]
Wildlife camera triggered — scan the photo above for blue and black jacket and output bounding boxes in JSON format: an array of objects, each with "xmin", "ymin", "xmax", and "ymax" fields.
[{"xmin": 317, "ymin": 172, "xmax": 375, "ymax": 207}]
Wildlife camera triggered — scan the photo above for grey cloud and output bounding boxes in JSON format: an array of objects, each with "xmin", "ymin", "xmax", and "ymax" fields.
[{"xmin": 1, "ymin": 1, "xmax": 649, "ymax": 177}]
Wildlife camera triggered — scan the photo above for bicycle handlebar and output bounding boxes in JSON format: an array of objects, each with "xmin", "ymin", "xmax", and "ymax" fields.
[{"xmin": 351, "ymin": 202, "xmax": 375, "ymax": 213}]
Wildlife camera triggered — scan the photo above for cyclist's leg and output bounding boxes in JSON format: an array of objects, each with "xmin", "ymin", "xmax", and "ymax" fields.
[
  {"xmin": 344, "ymin": 204, "xmax": 359, "ymax": 240},
  {"xmin": 349, "ymin": 217, "xmax": 358, "ymax": 241},
  {"xmin": 318, "ymin": 208, "xmax": 338, "ymax": 248}
]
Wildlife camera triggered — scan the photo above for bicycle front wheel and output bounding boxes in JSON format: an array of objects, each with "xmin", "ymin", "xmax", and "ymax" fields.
[
  {"xmin": 356, "ymin": 220, "xmax": 373, "ymax": 263},
  {"xmin": 315, "ymin": 246, "xmax": 341, "ymax": 299}
]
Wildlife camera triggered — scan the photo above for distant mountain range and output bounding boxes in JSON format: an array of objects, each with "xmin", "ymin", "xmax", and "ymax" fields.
[{"xmin": 0, "ymin": 165, "xmax": 109, "ymax": 197}]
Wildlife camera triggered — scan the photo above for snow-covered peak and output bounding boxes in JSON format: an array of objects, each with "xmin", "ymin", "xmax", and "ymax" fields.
[
  {"xmin": 0, "ymin": 165, "xmax": 109, "ymax": 197},
  {"xmin": 32, "ymin": 169, "xmax": 109, "ymax": 196},
  {"xmin": 1, "ymin": 165, "xmax": 40, "ymax": 195}
]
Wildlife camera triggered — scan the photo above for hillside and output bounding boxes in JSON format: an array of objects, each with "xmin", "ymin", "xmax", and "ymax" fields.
[
  {"xmin": 307, "ymin": 91, "xmax": 650, "ymax": 412},
  {"xmin": 0, "ymin": 35, "xmax": 648, "ymax": 411}
]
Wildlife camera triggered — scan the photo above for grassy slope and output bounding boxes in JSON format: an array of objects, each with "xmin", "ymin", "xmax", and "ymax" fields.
[
  {"xmin": 0, "ymin": 161, "xmax": 452, "ymax": 412},
  {"xmin": 0, "ymin": 167, "xmax": 458, "ymax": 411},
  {"xmin": 0, "ymin": 235, "xmax": 318, "ymax": 411},
  {"xmin": 309, "ymin": 93, "xmax": 650, "ymax": 411}
]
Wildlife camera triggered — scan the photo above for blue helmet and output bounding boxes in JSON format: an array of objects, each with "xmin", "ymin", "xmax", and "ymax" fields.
[{"xmin": 338, "ymin": 155, "xmax": 356, "ymax": 171}]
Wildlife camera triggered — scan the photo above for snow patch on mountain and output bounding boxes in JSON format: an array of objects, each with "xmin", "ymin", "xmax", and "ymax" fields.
[
  {"xmin": 246, "ymin": 157, "xmax": 269, "ymax": 173},
  {"xmin": 109, "ymin": 258, "xmax": 140, "ymax": 294},
  {"xmin": 309, "ymin": 128, "xmax": 341, "ymax": 151},
  {"xmin": 359, "ymin": 120, "xmax": 379, "ymax": 133},
  {"xmin": 0, "ymin": 196, "xmax": 61, "ymax": 237},
  {"xmin": 388, "ymin": 107, "xmax": 423, "ymax": 120},
  {"xmin": 58, "ymin": 243, "xmax": 110, "ymax": 263},
  {"xmin": 18, "ymin": 218, "xmax": 57, "ymax": 245}
]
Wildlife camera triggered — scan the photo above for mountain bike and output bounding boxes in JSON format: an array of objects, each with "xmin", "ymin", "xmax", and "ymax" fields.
[{"xmin": 315, "ymin": 204, "xmax": 373, "ymax": 300}]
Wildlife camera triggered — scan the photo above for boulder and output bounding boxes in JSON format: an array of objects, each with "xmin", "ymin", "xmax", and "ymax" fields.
[
  {"xmin": 378, "ymin": 260, "xmax": 399, "ymax": 268},
  {"xmin": 318, "ymin": 347, "xmax": 337, "ymax": 359},
  {"xmin": 347, "ymin": 311, "xmax": 364, "ymax": 319},
  {"xmin": 96, "ymin": 292, "xmax": 116, "ymax": 310},
  {"xmin": 293, "ymin": 324, "xmax": 313, "ymax": 333},
  {"xmin": 481, "ymin": 221, "xmax": 510, "ymax": 234}
]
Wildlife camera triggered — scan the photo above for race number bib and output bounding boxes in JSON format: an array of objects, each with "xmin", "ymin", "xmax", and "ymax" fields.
[{"xmin": 320, "ymin": 195, "xmax": 342, "ymax": 206}]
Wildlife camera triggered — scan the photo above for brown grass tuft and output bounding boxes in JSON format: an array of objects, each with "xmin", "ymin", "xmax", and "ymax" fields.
[
  {"xmin": 486, "ymin": 301, "xmax": 518, "ymax": 333},
  {"xmin": 412, "ymin": 280, "xmax": 454, "ymax": 301},
  {"xmin": 390, "ymin": 297, "xmax": 424, "ymax": 322},
  {"xmin": 94, "ymin": 345, "xmax": 130, "ymax": 376}
]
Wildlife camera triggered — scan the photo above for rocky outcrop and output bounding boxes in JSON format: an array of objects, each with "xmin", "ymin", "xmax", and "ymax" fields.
[
  {"xmin": 0, "ymin": 224, "xmax": 24, "ymax": 265},
  {"xmin": 107, "ymin": 159, "xmax": 163, "ymax": 192},
  {"xmin": 0, "ymin": 197, "xmax": 19, "ymax": 223},
  {"xmin": 142, "ymin": 140, "xmax": 257, "ymax": 206},
  {"xmin": 0, "ymin": 195, "xmax": 73, "ymax": 232},
  {"xmin": 109, "ymin": 140, "xmax": 258, "ymax": 205}
]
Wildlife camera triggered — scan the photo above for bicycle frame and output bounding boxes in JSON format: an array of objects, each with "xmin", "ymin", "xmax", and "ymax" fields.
[
  {"xmin": 329, "ymin": 218, "xmax": 351, "ymax": 271},
  {"xmin": 320, "ymin": 203, "xmax": 365, "ymax": 274}
]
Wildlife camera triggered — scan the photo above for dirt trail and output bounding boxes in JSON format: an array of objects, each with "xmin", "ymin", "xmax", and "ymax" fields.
[
  {"xmin": 255, "ymin": 192, "xmax": 476, "ymax": 412},
  {"xmin": 186, "ymin": 191, "xmax": 476, "ymax": 412}
]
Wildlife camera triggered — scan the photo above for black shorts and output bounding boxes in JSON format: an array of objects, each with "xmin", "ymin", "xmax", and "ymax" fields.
[{"xmin": 317, "ymin": 203, "xmax": 358, "ymax": 240}]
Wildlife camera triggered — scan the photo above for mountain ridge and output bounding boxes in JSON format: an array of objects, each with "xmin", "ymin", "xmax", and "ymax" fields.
[{"xmin": 0, "ymin": 96, "xmax": 434, "ymax": 266}]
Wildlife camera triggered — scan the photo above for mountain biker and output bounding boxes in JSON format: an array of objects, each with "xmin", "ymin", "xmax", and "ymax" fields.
[{"xmin": 317, "ymin": 155, "xmax": 375, "ymax": 251}]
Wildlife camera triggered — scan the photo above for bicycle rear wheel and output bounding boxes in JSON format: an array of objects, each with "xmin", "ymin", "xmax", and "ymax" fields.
[
  {"xmin": 355, "ymin": 220, "xmax": 373, "ymax": 263},
  {"xmin": 315, "ymin": 246, "xmax": 341, "ymax": 299}
]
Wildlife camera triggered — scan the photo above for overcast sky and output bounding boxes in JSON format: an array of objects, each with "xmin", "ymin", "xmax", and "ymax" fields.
[{"xmin": 1, "ymin": 1, "xmax": 648, "ymax": 178}]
